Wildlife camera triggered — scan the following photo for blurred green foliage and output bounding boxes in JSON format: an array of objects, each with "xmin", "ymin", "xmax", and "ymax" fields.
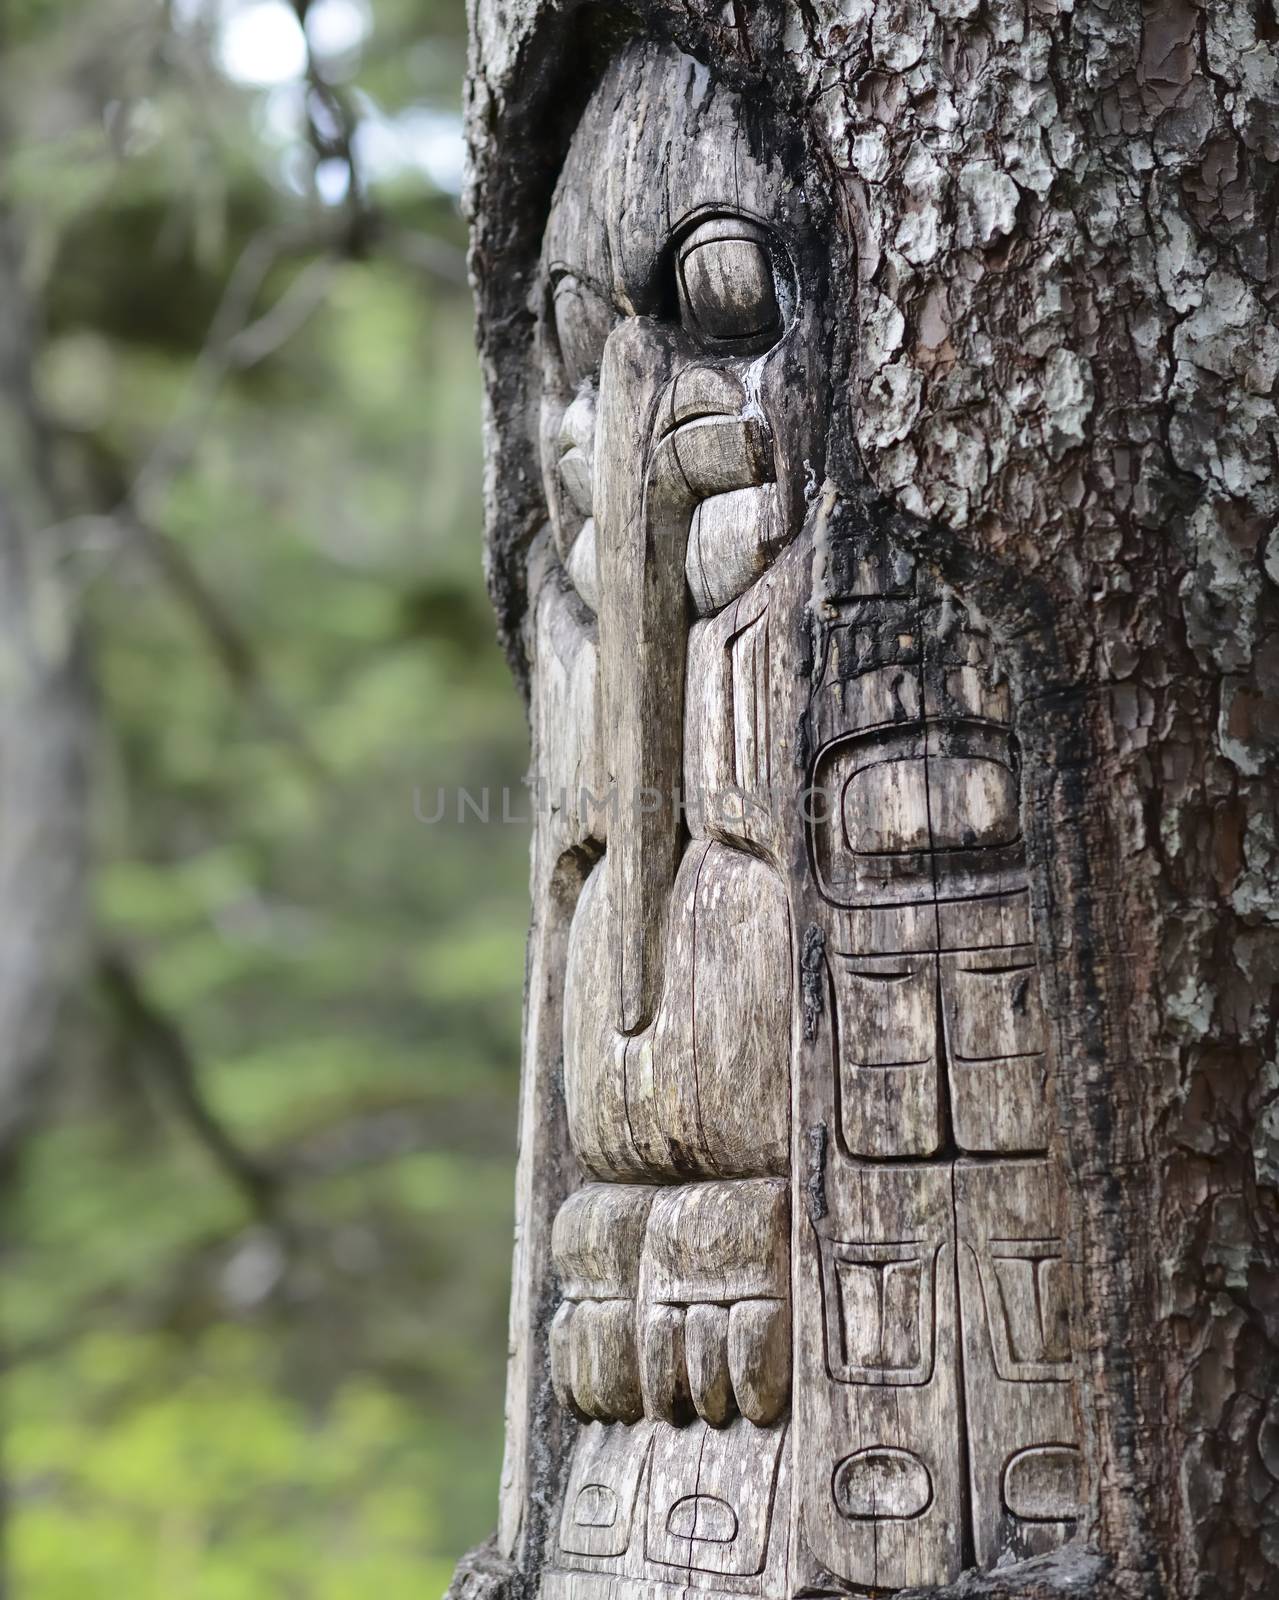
[{"xmin": 3, "ymin": 1, "xmax": 527, "ymax": 1592}]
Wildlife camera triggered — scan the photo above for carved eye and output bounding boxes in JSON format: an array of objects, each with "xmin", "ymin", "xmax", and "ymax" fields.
[
  {"xmin": 676, "ymin": 218, "xmax": 782, "ymax": 345},
  {"xmin": 551, "ymin": 271, "xmax": 614, "ymax": 387}
]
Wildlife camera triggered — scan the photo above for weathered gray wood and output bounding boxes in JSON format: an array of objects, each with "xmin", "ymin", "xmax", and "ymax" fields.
[
  {"xmin": 638, "ymin": 1306, "xmax": 690, "ymax": 1428},
  {"xmin": 643, "ymin": 1419, "xmax": 787, "ymax": 1579},
  {"xmin": 677, "ymin": 219, "xmax": 780, "ymax": 343},
  {"xmin": 942, "ymin": 948, "xmax": 1052, "ymax": 1154},
  {"xmin": 552, "ymin": 1185, "xmax": 656, "ymax": 1423},
  {"xmin": 796, "ymin": 1160, "xmax": 965, "ymax": 1591},
  {"xmin": 564, "ymin": 841, "xmax": 790, "ymax": 1182},
  {"xmin": 558, "ymin": 1422, "xmax": 654, "ymax": 1563},
  {"xmin": 498, "ymin": 35, "xmax": 1086, "ymax": 1598},
  {"xmin": 636, "ymin": 1179, "xmax": 790, "ymax": 1431},
  {"xmin": 553, "ymin": 1185, "xmax": 656, "ymax": 1302},
  {"xmin": 830, "ymin": 951, "xmax": 944, "ymax": 1158},
  {"xmin": 594, "ymin": 320, "xmax": 685, "ymax": 1038},
  {"xmin": 955, "ymin": 1159, "xmax": 1080, "ymax": 1570},
  {"xmin": 686, "ymin": 487, "xmax": 783, "ymax": 618},
  {"xmin": 727, "ymin": 1301, "xmax": 789, "ymax": 1431},
  {"xmin": 567, "ymin": 1300, "xmax": 645, "ymax": 1426}
]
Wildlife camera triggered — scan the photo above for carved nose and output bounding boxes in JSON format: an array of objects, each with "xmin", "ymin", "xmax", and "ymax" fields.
[
  {"xmin": 595, "ymin": 322, "xmax": 775, "ymax": 1035},
  {"xmin": 595, "ymin": 319, "xmax": 684, "ymax": 1035}
]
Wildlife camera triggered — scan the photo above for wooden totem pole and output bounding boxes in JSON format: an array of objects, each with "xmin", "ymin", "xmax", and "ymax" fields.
[{"xmin": 454, "ymin": 5, "xmax": 1279, "ymax": 1598}]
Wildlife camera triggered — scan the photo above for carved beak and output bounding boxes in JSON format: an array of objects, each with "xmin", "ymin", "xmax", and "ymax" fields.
[{"xmin": 595, "ymin": 321, "xmax": 773, "ymax": 1035}]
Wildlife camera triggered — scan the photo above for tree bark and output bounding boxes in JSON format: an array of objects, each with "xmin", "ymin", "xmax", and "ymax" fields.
[{"xmin": 455, "ymin": 4, "xmax": 1279, "ymax": 1598}]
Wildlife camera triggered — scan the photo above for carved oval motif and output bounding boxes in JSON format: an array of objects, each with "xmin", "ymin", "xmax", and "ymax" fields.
[
  {"xmin": 925, "ymin": 756, "xmax": 1020, "ymax": 850},
  {"xmin": 666, "ymin": 1494, "xmax": 739, "ymax": 1544},
  {"xmin": 1002, "ymin": 1445, "xmax": 1081, "ymax": 1522},
  {"xmin": 572, "ymin": 1484, "xmax": 618, "ymax": 1529},
  {"xmin": 841, "ymin": 760, "xmax": 930, "ymax": 855},
  {"xmin": 840, "ymin": 756, "xmax": 1020, "ymax": 857},
  {"xmin": 832, "ymin": 1448, "xmax": 932, "ymax": 1521}
]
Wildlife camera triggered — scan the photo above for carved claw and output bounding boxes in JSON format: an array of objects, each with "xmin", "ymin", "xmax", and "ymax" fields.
[
  {"xmin": 638, "ymin": 1303, "xmax": 691, "ymax": 1423},
  {"xmin": 639, "ymin": 1296, "xmax": 790, "ymax": 1428},
  {"xmin": 726, "ymin": 1299, "xmax": 791, "ymax": 1425},
  {"xmin": 552, "ymin": 1298, "xmax": 644, "ymax": 1424},
  {"xmin": 638, "ymin": 1179, "xmax": 791, "ymax": 1429},
  {"xmin": 551, "ymin": 1184, "xmax": 656, "ymax": 1424}
]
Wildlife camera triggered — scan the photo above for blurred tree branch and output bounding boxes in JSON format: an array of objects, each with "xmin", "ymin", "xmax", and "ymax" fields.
[
  {"xmin": 31, "ymin": 0, "xmax": 466, "ymax": 793},
  {"xmin": 48, "ymin": 202, "xmax": 461, "ymax": 775},
  {"xmin": 49, "ymin": 224, "xmax": 354, "ymax": 779},
  {"xmin": 0, "ymin": 82, "xmax": 95, "ymax": 1590},
  {"xmin": 2, "ymin": 1087, "xmax": 507, "ymax": 1374},
  {"xmin": 291, "ymin": 0, "xmax": 370, "ymax": 240},
  {"xmin": 98, "ymin": 947, "xmax": 281, "ymax": 1222}
]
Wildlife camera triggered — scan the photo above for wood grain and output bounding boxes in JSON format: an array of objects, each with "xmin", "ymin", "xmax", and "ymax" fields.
[{"xmin": 956, "ymin": 1158, "xmax": 1080, "ymax": 1569}]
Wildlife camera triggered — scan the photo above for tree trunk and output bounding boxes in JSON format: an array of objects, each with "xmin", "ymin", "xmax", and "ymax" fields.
[
  {"xmin": 453, "ymin": 4, "xmax": 1279, "ymax": 1598},
  {"xmin": 0, "ymin": 208, "xmax": 91, "ymax": 1163},
  {"xmin": 0, "ymin": 189, "xmax": 92, "ymax": 1600}
]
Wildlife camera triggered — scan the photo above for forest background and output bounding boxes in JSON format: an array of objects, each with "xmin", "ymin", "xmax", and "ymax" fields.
[{"xmin": 1, "ymin": 1, "xmax": 528, "ymax": 1594}]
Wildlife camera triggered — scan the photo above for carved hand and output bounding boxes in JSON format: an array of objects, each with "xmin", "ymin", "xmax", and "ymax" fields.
[{"xmin": 638, "ymin": 1179, "xmax": 790, "ymax": 1428}]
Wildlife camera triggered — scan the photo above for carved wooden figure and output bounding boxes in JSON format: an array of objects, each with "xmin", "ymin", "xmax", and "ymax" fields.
[
  {"xmin": 455, "ymin": 0, "xmax": 1279, "ymax": 1587},
  {"xmin": 483, "ymin": 41, "xmax": 1085, "ymax": 1599}
]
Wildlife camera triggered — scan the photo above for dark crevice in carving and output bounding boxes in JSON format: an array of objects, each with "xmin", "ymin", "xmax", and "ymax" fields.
[
  {"xmin": 801, "ymin": 923, "xmax": 827, "ymax": 1042},
  {"xmin": 806, "ymin": 1121, "xmax": 828, "ymax": 1224}
]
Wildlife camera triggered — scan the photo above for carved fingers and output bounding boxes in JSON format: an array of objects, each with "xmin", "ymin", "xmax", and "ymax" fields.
[
  {"xmin": 551, "ymin": 1185, "xmax": 655, "ymax": 1424},
  {"xmin": 647, "ymin": 364, "xmax": 787, "ymax": 620},
  {"xmin": 726, "ymin": 1299, "xmax": 792, "ymax": 1425},
  {"xmin": 641, "ymin": 1296, "xmax": 790, "ymax": 1429},
  {"xmin": 686, "ymin": 484, "xmax": 785, "ymax": 615},
  {"xmin": 638, "ymin": 1180, "xmax": 791, "ymax": 1429},
  {"xmin": 552, "ymin": 1179, "xmax": 791, "ymax": 1430}
]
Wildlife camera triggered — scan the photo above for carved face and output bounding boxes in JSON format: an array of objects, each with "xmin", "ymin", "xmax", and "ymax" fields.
[
  {"xmin": 518, "ymin": 42, "xmax": 1081, "ymax": 1600},
  {"xmin": 538, "ymin": 46, "xmax": 823, "ymax": 620},
  {"xmin": 537, "ymin": 43, "xmax": 825, "ymax": 1037}
]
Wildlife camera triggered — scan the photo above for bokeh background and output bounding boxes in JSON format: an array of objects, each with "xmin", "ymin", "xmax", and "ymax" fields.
[{"xmin": 2, "ymin": 2, "xmax": 527, "ymax": 1594}]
